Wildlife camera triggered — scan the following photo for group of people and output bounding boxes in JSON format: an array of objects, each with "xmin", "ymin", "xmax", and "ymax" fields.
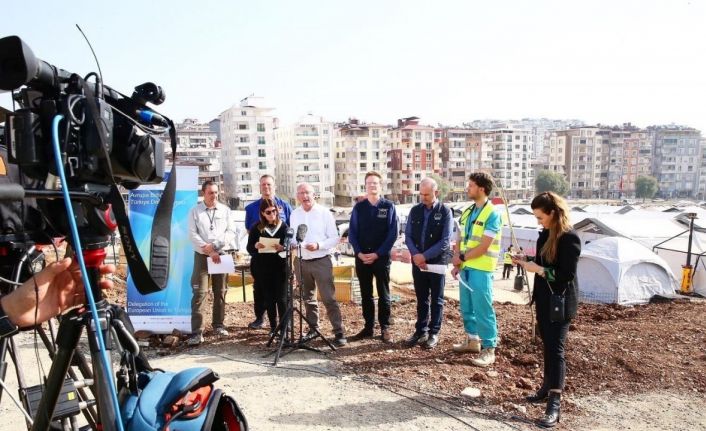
[{"xmin": 184, "ymin": 172, "xmax": 581, "ymax": 428}]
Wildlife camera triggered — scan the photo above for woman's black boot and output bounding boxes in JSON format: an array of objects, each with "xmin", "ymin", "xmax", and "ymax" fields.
[
  {"xmin": 538, "ymin": 392, "xmax": 561, "ymax": 428},
  {"xmin": 525, "ymin": 385, "xmax": 549, "ymax": 403}
]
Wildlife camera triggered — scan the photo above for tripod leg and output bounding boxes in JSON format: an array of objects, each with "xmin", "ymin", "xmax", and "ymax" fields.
[
  {"xmin": 264, "ymin": 304, "xmax": 295, "ymax": 366},
  {"xmin": 291, "ymin": 307, "xmax": 337, "ymax": 351},
  {"xmin": 31, "ymin": 313, "xmax": 84, "ymax": 431},
  {"xmin": 36, "ymin": 325, "xmax": 98, "ymax": 429}
]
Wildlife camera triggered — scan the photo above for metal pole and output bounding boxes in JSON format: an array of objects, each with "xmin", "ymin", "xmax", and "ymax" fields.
[{"xmin": 681, "ymin": 212, "xmax": 697, "ymax": 294}]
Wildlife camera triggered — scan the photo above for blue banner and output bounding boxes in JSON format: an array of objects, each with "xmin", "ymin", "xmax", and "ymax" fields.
[{"xmin": 127, "ymin": 166, "xmax": 199, "ymax": 333}]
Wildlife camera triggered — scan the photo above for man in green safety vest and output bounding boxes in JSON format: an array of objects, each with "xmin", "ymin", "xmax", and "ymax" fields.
[{"xmin": 451, "ymin": 172, "xmax": 502, "ymax": 367}]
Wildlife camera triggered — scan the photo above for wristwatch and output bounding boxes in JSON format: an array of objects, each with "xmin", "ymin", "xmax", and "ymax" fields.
[
  {"xmin": 458, "ymin": 251, "xmax": 465, "ymax": 262},
  {"xmin": 0, "ymin": 299, "xmax": 19, "ymax": 338}
]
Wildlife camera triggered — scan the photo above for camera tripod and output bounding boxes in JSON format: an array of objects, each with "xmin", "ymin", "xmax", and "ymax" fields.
[
  {"xmin": 265, "ymin": 243, "xmax": 336, "ymax": 366},
  {"xmin": 31, "ymin": 239, "xmax": 148, "ymax": 431}
]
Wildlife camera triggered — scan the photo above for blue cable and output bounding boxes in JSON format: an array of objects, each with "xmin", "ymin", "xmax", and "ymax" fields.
[{"xmin": 51, "ymin": 115, "xmax": 125, "ymax": 431}]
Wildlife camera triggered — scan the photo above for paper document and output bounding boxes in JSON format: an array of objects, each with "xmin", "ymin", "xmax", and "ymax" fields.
[
  {"xmin": 207, "ymin": 254, "xmax": 235, "ymax": 274},
  {"xmin": 258, "ymin": 237, "xmax": 281, "ymax": 253},
  {"xmin": 420, "ymin": 264, "xmax": 448, "ymax": 275}
]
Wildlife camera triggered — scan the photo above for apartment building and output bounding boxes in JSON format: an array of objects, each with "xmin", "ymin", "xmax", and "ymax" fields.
[
  {"xmin": 606, "ymin": 126, "xmax": 652, "ymax": 199},
  {"xmin": 274, "ymin": 114, "xmax": 335, "ymax": 206},
  {"xmin": 650, "ymin": 126, "xmax": 702, "ymax": 198},
  {"xmin": 559, "ymin": 127, "xmax": 609, "ymax": 198},
  {"xmin": 219, "ymin": 96, "xmax": 276, "ymax": 208},
  {"xmin": 387, "ymin": 117, "xmax": 441, "ymax": 204},
  {"xmin": 333, "ymin": 118, "xmax": 390, "ymax": 206},
  {"xmin": 486, "ymin": 129, "xmax": 535, "ymax": 201},
  {"xmin": 165, "ymin": 118, "xmax": 221, "ymax": 194},
  {"xmin": 439, "ymin": 128, "xmax": 478, "ymax": 201}
]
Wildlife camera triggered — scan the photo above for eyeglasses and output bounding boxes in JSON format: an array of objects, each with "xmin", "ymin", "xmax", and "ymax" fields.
[{"xmin": 263, "ymin": 209, "xmax": 277, "ymax": 215}]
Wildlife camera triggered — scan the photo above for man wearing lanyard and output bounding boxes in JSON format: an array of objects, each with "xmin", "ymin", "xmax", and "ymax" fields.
[
  {"xmin": 451, "ymin": 172, "xmax": 502, "ymax": 366},
  {"xmin": 403, "ymin": 177, "xmax": 452, "ymax": 349},
  {"xmin": 348, "ymin": 171, "xmax": 398, "ymax": 343},
  {"xmin": 244, "ymin": 174, "xmax": 293, "ymax": 329},
  {"xmin": 290, "ymin": 182, "xmax": 347, "ymax": 347},
  {"xmin": 187, "ymin": 181, "xmax": 236, "ymax": 346}
]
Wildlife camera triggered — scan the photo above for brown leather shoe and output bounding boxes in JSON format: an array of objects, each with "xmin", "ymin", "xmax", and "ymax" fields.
[{"xmin": 381, "ymin": 329, "xmax": 394, "ymax": 344}]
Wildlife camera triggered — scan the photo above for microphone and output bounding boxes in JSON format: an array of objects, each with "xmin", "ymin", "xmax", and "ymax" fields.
[
  {"xmin": 136, "ymin": 109, "xmax": 169, "ymax": 127},
  {"xmin": 283, "ymin": 227, "xmax": 294, "ymax": 248},
  {"xmin": 296, "ymin": 224, "xmax": 308, "ymax": 242}
]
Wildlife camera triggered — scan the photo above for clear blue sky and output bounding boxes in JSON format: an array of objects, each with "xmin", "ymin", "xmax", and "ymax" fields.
[{"xmin": 2, "ymin": 0, "xmax": 705, "ymax": 130}]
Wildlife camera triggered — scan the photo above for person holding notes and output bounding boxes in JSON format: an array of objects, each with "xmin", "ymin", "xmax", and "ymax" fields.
[{"xmin": 246, "ymin": 198, "xmax": 288, "ymax": 336}]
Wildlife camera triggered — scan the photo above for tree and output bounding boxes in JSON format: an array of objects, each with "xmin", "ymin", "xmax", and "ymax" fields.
[
  {"xmin": 428, "ymin": 174, "xmax": 452, "ymax": 201},
  {"xmin": 635, "ymin": 175, "xmax": 658, "ymax": 201},
  {"xmin": 535, "ymin": 170, "xmax": 569, "ymax": 196}
]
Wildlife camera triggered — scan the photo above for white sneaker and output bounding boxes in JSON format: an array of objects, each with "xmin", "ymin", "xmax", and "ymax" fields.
[
  {"xmin": 214, "ymin": 327, "xmax": 229, "ymax": 337},
  {"xmin": 452, "ymin": 334, "xmax": 481, "ymax": 353},
  {"xmin": 186, "ymin": 333, "xmax": 204, "ymax": 346},
  {"xmin": 470, "ymin": 347, "xmax": 496, "ymax": 367}
]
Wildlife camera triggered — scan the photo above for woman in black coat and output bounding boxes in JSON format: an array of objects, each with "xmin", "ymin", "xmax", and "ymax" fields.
[
  {"xmin": 246, "ymin": 198, "xmax": 288, "ymax": 335},
  {"xmin": 514, "ymin": 192, "xmax": 581, "ymax": 428}
]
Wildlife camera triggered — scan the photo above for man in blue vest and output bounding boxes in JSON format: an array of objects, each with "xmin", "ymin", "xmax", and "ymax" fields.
[
  {"xmin": 348, "ymin": 171, "xmax": 398, "ymax": 343},
  {"xmin": 451, "ymin": 172, "xmax": 502, "ymax": 367},
  {"xmin": 244, "ymin": 174, "xmax": 293, "ymax": 329},
  {"xmin": 403, "ymin": 178, "xmax": 453, "ymax": 349}
]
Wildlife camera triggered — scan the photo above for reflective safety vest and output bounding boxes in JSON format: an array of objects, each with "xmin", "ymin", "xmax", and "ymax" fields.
[
  {"xmin": 459, "ymin": 202, "xmax": 501, "ymax": 272},
  {"xmin": 503, "ymin": 251, "xmax": 513, "ymax": 265}
]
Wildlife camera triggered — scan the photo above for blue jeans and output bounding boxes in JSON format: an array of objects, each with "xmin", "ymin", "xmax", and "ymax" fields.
[
  {"xmin": 459, "ymin": 268, "xmax": 497, "ymax": 348},
  {"xmin": 412, "ymin": 265, "xmax": 445, "ymax": 335}
]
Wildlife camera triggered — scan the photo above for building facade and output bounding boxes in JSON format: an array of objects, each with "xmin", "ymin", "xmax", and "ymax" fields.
[
  {"xmin": 274, "ymin": 114, "xmax": 335, "ymax": 206},
  {"xmin": 166, "ymin": 118, "xmax": 221, "ymax": 195},
  {"xmin": 219, "ymin": 96, "xmax": 276, "ymax": 208},
  {"xmin": 650, "ymin": 126, "xmax": 702, "ymax": 198},
  {"xmin": 387, "ymin": 117, "xmax": 441, "ymax": 204},
  {"xmin": 333, "ymin": 118, "xmax": 390, "ymax": 206}
]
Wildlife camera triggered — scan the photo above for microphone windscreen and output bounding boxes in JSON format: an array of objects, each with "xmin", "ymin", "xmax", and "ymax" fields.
[{"xmin": 296, "ymin": 224, "xmax": 308, "ymax": 242}]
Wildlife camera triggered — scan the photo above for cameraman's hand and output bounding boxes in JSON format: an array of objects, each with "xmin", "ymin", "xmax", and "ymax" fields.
[{"xmin": 1, "ymin": 258, "xmax": 115, "ymax": 328}]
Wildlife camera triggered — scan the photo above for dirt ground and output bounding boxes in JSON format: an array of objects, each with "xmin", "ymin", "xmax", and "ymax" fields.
[{"xmin": 124, "ymin": 275, "xmax": 705, "ymax": 429}]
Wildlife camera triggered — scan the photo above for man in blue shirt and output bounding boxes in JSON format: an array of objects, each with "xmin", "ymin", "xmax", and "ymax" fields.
[
  {"xmin": 348, "ymin": 171, "xmax": 398, "ymax": 343},
  {"xmin": 244, "ymin": 175, "xmax": 293, "ymax": 329},
  {"xmin": 404, "ymin": 178, "xmax": 453, "ymax": 349}
]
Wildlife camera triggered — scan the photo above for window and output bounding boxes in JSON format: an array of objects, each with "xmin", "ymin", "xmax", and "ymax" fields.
[
  {"xmin": 258, "ymin": 149, "xmax": 266, "ymax": 157},
  {"xmin": 304, "ymin": 166, "xmax": 309, "ymax": 172},
  {"xmin": 259, "ymin": 161, "xmax": 266, "ymax": 170},
  {"xmin": 415, "ymin": 132, "xmax": 422, "ymax": 139},
  {"xmin": 258, "ymin": 136, "xmax": 265, "ymax": 145},
  {"xmin": 257, "ymin": 123, "xmax": 265, "ymax": 132},
  {"xmin": 238, "ymin": 124, "xmax": 247, "ymax": 130},
  {"xmin": 241, "ymin": 111, "xmax": 247, "ymax": 116}
]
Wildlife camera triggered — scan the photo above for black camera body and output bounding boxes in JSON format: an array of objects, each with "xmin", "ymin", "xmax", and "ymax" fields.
[{"xmin": 0, "ymin": 35, "xmax": 165, "ymax": 190}]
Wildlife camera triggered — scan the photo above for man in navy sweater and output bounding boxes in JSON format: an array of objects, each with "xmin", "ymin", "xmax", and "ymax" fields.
[
  {"xmin": 348, "ymin": 171, "xmax": 399, "ymax": 343},
  {"xmin": 404, "ymin": 177, "xmax": 453, "ymax": 349}
]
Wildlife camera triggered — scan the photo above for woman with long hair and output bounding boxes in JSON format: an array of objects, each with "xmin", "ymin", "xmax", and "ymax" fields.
[
  {"xmin": 514, "ymin": 192, "xmax": 581, "ymax": 428},
  {"xmin": 246, "ymin": 198, "xmax": 288, "ymax": 335}
]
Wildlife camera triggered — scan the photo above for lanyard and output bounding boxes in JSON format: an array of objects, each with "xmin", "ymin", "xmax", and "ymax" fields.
[
  {"xmin": 205, "ymin": 207, "xmax": 216, "ymax": 231},
  {"xmin": 464, "ymin": 200, "xmax": 489, "ymax": 239}
]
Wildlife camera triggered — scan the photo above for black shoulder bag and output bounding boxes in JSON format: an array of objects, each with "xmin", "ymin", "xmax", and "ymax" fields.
[{"xmin": 546, "ymin": 280, "xmax": 565, "ymax": 323}]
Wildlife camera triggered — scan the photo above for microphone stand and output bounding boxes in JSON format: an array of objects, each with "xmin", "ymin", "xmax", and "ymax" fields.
[{"xmin": 265, "ymin": 231, "xmax": 336, "ymax": 365}]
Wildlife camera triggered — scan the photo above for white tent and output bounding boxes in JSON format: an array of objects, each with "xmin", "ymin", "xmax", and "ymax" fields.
[{"xmin": 577, "ymin": 237, "xmax": 678, "ymax": 305}]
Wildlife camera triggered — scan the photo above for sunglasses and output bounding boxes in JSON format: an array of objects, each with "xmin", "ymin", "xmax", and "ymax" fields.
[{"xmin": 263, "ymin": 209, "xmax": 278, "ymax": 215}]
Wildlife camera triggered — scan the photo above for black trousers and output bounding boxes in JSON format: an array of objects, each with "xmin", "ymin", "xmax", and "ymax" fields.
[
  {"xmin": 502, "ymin": 264, "xmax": 513, "ymax": 279},
  {"xmin": 537, "ymin": 312, "xmax": 571, "ymax": 390},
  {"xmin": 250, "ymin": 261, "xmax": 267, "ymax": 321},
  {"xmin": 355, "ymin": 256, "xmax": 391, "ymax": 330},
  {"xmin": 253, "ymin": 259, "xmax": 287, "ymax": 330},
  {"xmin": 412, "ymin": 265, "xmax": 445, "ymax": 335}
]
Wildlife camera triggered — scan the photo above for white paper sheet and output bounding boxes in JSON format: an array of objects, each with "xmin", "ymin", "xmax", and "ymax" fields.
[
  {"xmin": 257, "ymin": 237, "xmax": 281, "ymax": 254},
  {"xmin": 420, "ymin": 264, "xmax": 448, "ymax": 275},
  {"xmin": 207, "ymin": 254, "xmax": 236, "ymax": 274}
]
